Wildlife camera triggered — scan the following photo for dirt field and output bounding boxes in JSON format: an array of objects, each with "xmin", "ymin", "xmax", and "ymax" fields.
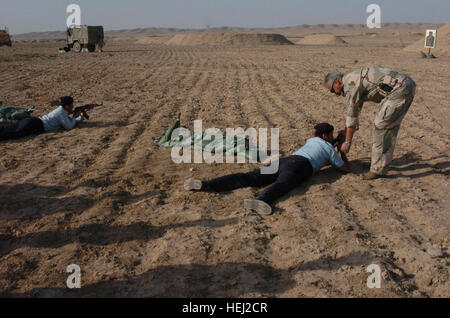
[{"xmin": 0, "ymin": 32, "xmax": 449, "ymax": 297}]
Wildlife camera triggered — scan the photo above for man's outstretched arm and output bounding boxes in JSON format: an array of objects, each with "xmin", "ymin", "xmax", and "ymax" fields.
[{"xmin": 340, "ymin": 126, "xmax": 357, "ymax": 153}]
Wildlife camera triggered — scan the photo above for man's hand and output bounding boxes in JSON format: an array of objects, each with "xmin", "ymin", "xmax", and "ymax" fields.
[
  {"xmin": 73, "ymin": 111, "xmax": 82, "ymax": 118},
  {"xmin": 341, "ymin": 141, "xmax": 351, "ymax": 154}
]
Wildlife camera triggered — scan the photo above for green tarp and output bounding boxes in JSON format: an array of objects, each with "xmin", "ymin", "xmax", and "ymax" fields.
[{"xmin": 153, "ymin": 113, "xmax": 264, "ymax": 162}]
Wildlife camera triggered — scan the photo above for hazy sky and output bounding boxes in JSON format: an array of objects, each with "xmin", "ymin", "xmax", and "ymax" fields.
[{"xmin": 1, "ymin": 0, "xmax": 449, "ymax": 34}]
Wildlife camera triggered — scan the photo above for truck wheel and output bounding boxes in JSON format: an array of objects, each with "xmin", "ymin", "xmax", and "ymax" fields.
[
  {"xmin": 73, "ymin": 41, "xmax": 82, "ymax": 53},
  {"xmin": 87, "ymin": 44, "xmax": 95, "ymax": 52}
]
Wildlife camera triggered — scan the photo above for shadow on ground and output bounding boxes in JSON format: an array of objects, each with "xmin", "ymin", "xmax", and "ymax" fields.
[
  {"xmin": 0, "ymin": 217, "xmax": 238, "ymax": 257},
  {"xmin": 1, "ymin": 251, "xmax": 375, "ymax": 297},
  {"xmin": 0, "ymin": 183, "xmax": 94, "ymax": 221},
  {"xmin": 349, "ymin": 152, "xmax": 449, "ymax": 178}
]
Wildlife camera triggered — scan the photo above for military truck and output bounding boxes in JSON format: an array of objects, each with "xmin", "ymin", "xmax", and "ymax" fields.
[
  {"xmin": 0, "ymin": 28, "xmax": 12, "ymax": 47},
  {"xmin": 66, "ymin": 25, "xmax": 104, "ymax": 52}
]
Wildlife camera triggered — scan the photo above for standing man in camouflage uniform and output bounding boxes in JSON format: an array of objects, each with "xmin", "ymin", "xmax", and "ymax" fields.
[{"xmin": 324, "ymin": 66, "xmax": 416, "ymax": 180}]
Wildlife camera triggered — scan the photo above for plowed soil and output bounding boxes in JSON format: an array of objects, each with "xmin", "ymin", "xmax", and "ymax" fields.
[{"xmin": 0, "ymin": 37, "xmax": 449, "ymax": 297}]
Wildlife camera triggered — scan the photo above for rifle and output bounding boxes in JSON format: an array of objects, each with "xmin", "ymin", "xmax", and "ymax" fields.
[
  {"xmin": 332, "ymin": 130, "xmax": 349, "ymax": 163},
  {"xmin": 72, "ymin": 103, "xmax": 103, "ymax": 120}
]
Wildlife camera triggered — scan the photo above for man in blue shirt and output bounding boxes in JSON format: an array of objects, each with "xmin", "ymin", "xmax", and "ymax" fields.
[
  {"xmin": 185, "ymin": 123, "xmax": 349, "ymax": 215},
  {"xmin": 0, "ymin": 96, "xmax": 92, "ymax": 141}
]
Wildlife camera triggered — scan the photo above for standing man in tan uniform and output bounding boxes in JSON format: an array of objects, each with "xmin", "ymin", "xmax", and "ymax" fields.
[{"xmin": 324, "ymin": 66, "xmax": 416, "ymax": 180}]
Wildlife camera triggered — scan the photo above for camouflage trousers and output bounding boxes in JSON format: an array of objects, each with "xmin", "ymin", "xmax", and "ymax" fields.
[{"xmin": 371, "ymin": 76, "xmax": 416, "ymax": 174}]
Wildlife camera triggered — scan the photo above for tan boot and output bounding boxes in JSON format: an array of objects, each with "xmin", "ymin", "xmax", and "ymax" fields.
[{"xmin": 362, "ymin": 172, "xmax": 382, "ymax": 180}]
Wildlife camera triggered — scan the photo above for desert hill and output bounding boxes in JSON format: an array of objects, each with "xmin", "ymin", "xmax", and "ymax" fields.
[{"xmin": 11, "ymin": 23, "xmax": 444, "ymax": 41}]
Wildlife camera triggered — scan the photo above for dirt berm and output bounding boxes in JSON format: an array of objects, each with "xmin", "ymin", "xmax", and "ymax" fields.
[
  {"xmin": 166, "ymin": 33, "xmax": 294, "ymax": 46},
  {"xmin": 295, "ymin": 33, "xmax": 348, "ymax": 45}
]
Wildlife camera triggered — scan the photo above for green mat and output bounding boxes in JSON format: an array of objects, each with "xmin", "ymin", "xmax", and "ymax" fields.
[{"xmin": 153, "ymin": 113, "xmax": 265, "ymax": 162}]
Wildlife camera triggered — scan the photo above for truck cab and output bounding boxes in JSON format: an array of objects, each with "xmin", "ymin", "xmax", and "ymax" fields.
[{"xmin": 66, "ymin": 25, "xmax": 104, "ymax": 52}]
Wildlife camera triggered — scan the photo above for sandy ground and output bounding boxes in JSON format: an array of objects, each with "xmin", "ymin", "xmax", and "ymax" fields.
[{"xmin": 0, "ymin": 33, "xmax": 449, "ymax": 297}]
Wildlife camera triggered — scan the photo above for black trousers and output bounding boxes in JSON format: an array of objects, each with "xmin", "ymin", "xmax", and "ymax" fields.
[
  {"xmin": 203, "ymin": 155, "xmax": 313, "ymax": 205},
  {"xmin": 0, "ymin": 117, "xmax": 44, "ymax": 141}
]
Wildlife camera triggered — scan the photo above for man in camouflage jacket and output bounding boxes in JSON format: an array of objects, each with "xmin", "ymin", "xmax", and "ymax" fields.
[{"xmin": 324, "ymin": 66, "xmax": 416, "ymax": 180}]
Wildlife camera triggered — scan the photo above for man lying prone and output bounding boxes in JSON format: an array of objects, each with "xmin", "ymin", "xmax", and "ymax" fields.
[{"xmin": 184, "ymin": 123, "xmax": 349, "ymax": 215}]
